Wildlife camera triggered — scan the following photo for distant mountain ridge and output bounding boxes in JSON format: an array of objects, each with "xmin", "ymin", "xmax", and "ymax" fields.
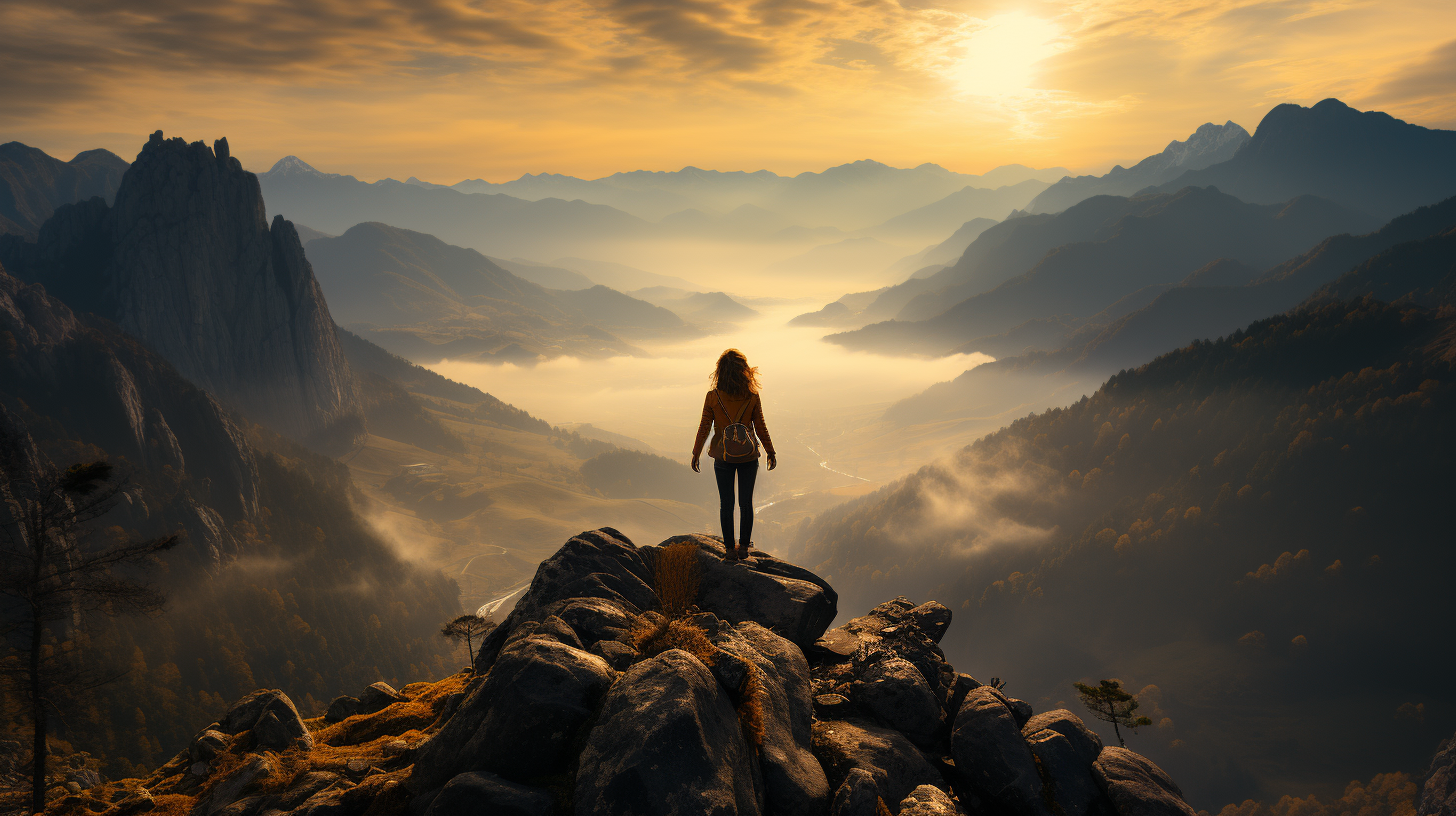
[
  {"xmin": 1148, "ymin": 99, "xmax": 1456, "ymax": 221},
  {"xmin": 0, "ymin": 141, "xmax": 129, "ymax": 236},
  {"xmin": 1025, "ymin": 121, "xmax": 1250, "ymax": 214},
  {"xmin": 302, "ymin": 222, "xmax": 686, "ymax": 363},
  {"xmin": 828, "ymin": 187, "xmax": 1378, "ymax": 355},
  {"xmin": 257, "ymin": 156, "xmax": 652, "ymax": 262},
  {"xmin": 449, "ymin": 159, "xmax": 1069, "ymax": 226}
]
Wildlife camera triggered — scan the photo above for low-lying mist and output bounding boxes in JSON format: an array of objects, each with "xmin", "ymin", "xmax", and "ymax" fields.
[{"xmin": 430, "ymin": 303, "xmax": 991, "ymax": 499}]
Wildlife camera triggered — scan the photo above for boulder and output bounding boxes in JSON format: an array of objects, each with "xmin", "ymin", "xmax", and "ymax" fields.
[
  {"xmin": 196, "ymin": 754, "xmax": 274, "ymax": 815},
  {"xmin": 323, "ymin": 696, "xmax": 359, "ymax": 723},
  {"xmin": 812, "ymin": 716, "xmax": 945, "ymax": 806},
  {"xmin": 253, "ymin": 710, "xmax": 311, "ymax": 752},
  {"xmin": 1027, "ymin": 729, "xmax": 1104, "ymax": 816},
  {"xmin": 909, "ymin": 602, "xmax": 952, "ymax": 643},
  {"xmin": 550, "ymin": 597, "xmax": 635, "ymax": 647},
  {"xmin": 947, "ymin": 674, "xmax": 981, "ymax": 721},
  {"xmin": 820, "ymin": 598, "xmax": 956, "ymax": 709},
  {"xmin": 474, "ymin": 529, "xmax": 656, "ymax": 673},
  {"xmin": 950, "ymin": 687, "xmax": 1051, "ymax": 816},
  {"xmin": 413, "ymin": 637, "xmax": 616, "ymax": 791},
  {"xmin": 358, "ymin": 682, "xmax": 406, "ymax": 714},
  {"xmin": 733, "ymin": 622, "xmax": 832, "ymax": 816},
  {"xmin": 899, "ymin": 784, "xmax": 959, "ymax": 816},
  {"xmin": 189, "ymin": 730, "xmax": 229, "ymax": 763},
  {"xmin": 271, "ymin": 772, "xmax": 342, "ymax": 812},
  {"xmin": 652, "ymin": 534, "xmax": 837, "ymax": 650},
  {"xmin": 831, "ymin": 768, "xmax": 883, "ymax": 816},
  {"xmin": 423, "ymin": 772, "xmax": 555, "ymax": 816},
  {"xmin": 575, "ymin": 649, "xmax": 763, "ymax": 816},
  {"xmin": 534, "ymin": 615, "xmax": 584, "ymax": 649},
  {"xmin": 218, "ymin": 690, "xmax": 305, "ymax": 736},
  {"xmin": 1022, "ymin": 710, "xmax": 1103, "ymax": 766},
  {"xmin": 589, "ymin": 639, "xmax": 639, "ymax": 670},
  {"xmin": 1092, "ymin": 747, "xmax": 1196, "ymax": 816},
  {"xmin": 852, "ymin": 655, "xmax": 944, "ymax": 748}
]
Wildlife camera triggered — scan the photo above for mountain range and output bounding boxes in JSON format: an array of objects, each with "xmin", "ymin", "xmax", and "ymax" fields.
[
  {"xmin": 1025, "ymin": 121, "xmax": 1250, "ymax": 215},
  {"xmin": 828, "ymin": 186, "xmax": 1378, "ymax": 355},
  {"xmin": 300, "ymin": 221, "xmax": 686, "ymax": 362},
  {"xmin": 450, "ymin": 160, "xmax": 1069, "ymax": 226},
  {"xmin": 791, "ymin": 241, "xmax": 1456, "ymax": 804},
  {"xmin": 0, "ymin": 141, "xmax": 128, "ymax": 236},
  {"xmin": 1146, "ymin": 99, "xmax": 1456, "ymax": 222}
]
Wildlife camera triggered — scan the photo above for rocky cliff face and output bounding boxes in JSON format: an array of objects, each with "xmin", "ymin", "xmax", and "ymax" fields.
[
  {"xmin": 55, "ymin": 530, "xmax": 1202, "ymax": 816},
  {"xmin": 0, "ymin": 132, "xmax": 361, "ymax": 448},
  {"xmin": 0, "ymin": 263, "xmax": 259, "ymax": 563}
]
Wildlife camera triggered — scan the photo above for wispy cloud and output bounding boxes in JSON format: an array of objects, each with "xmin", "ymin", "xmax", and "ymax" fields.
[{"xmin": 2, "ymin": 0, "xmax": 1451, "ymax": 180}]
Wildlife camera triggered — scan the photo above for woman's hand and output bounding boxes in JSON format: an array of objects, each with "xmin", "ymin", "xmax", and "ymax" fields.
[
  {"xmin": 767, "ymin": 453, "xmax": 777, "ymax": 471},
  {"xmin": 691, "ymin": 454, "xmax": 701, "ymax": 473}
]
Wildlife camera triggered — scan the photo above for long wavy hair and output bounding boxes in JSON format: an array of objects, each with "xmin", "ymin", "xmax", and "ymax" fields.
[{"xmin": 711, "ymin": 349, "xmax": 760, "ymax": 397}]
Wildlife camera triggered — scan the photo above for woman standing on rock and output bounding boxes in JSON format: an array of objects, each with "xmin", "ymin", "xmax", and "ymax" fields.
[{"xmin": 692, "ymin": 348, "xmax": 776, "ymax": 561}]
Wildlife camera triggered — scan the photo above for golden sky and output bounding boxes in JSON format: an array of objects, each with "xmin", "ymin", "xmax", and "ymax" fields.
[{"xmin": 3, "ymin": 0, "xmax": 1453, "ymax": 181}]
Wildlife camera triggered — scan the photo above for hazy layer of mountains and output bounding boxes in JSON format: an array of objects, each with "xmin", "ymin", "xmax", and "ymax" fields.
[
  {"xmin": 0, "ymin": 141, "xmax": 128, "ymax": 236},
  {"xmin": 300, "ymin": 221, "xmax": 693, "ymax": 363},
  {"xmin": 1025, "ymin": 121, "xmax": 1250, "ymax": 214},
  {"xmin": 829, "ymin": 187, "xmax": 1377, "ymax": 355},
  {"xmin": 255, "ymin": 156, "xmax": 1065, "ymax": 274},
  {"xmin": 790, "ymin": 234, "xmax": 1456, "ymax": 804},
  {"xmin": 448, "ymin": 159, "xmax": 1069, "ymax": 225}
]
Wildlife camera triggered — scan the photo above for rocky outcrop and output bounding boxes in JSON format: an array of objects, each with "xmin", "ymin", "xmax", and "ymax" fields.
[
  {"xmin": 1420, "ymin": 733, "xmax": 1456, "ymax": 816},
  {"xmin": 0, "ymin": 132, "xmax": 361, "ymax": 448},
  {"xmin": 54, "ymin": 530, "xmax": 1199, "ymax": 816}
]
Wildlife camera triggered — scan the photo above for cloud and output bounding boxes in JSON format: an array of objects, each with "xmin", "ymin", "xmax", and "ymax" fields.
[
  {"xmin": 1371, "ymin": 38, "xmax": 1456, "ymax": 104},
  {"xmin": 3, "ymin": 0, "xmax": 1454, "ymax": 182}
]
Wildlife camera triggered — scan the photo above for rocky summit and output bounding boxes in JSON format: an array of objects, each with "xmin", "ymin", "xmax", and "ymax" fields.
[
  {"xmin": 43, "ymin": 529, "xmax": 1202, "ymax": 816},
  {"xmin": 0, "ymin": 132, "xmax": 361, "ymax": 448}
]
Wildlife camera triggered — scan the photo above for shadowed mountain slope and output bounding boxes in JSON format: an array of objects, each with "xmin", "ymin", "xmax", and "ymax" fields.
[
  {"xmin": 829, "ymin": 187, "xmax": 1377, "ymax": 355},
  {"xmin": 1071, "ymin": 196, "xmax": 1456, "ymax": 374},
  {"xmin": 0, "ymin": 261, "xmax": 459, "ymax": 780},
  {"xmin": 796, "ymin": 290, "xmax": 1456, "ymax": 808},
  {"xmin": 0, "ymin": 142, "xmax": 128, "ymax": 236}
]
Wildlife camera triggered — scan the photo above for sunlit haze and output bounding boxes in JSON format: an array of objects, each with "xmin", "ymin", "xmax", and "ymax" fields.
[{"xmin": 4, "ymin": 0, "xmax": 1455, "ymax": 179}]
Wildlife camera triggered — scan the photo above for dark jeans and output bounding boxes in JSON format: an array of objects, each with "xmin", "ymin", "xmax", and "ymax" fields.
[{"xmin": 713, "ymin": 459, "xmax": 759, "ymax": 547}]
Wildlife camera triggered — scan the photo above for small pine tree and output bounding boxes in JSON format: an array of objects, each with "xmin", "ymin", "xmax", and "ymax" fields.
[
  {"xmin": 1073, "ymin": 679, "xmax": 1152, "ymax": 747},
  {"xmin": 440, "ymin": 614, "xmax": 494, "ymax": 664}
]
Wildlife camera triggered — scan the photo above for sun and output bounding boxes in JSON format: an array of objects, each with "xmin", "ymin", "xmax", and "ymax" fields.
[{"xmin": 943, "ymin": 13, "xmax": 1062, "ymax": 100}]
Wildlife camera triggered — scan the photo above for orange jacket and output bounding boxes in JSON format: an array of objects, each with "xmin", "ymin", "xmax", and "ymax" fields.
[{"xmin": 693, "ymin": 389, "xmax": 775, "ymax": 461}]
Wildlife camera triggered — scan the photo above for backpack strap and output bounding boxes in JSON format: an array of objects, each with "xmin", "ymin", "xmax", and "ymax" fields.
[{"xmin": 716, "ymin": 390, "xmax": 755, "ymax": 424}]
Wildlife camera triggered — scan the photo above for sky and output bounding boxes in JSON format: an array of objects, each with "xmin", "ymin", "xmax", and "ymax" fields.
[{"xmin": 3, "ymin": 0, "xmax": 1454, "ymax": 182}]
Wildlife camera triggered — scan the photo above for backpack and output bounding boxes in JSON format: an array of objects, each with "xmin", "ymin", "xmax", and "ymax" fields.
[{"xmin": 716, "ymin": 391, "xmax": 760, "ymax": 462}]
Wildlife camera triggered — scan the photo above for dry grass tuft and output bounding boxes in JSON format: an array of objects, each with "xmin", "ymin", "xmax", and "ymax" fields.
[
  {"xmin": 631, "ymin": 616, "xmax": 766, "ymax": 752},
  {"xmin": 653, "ymin": 542, "xmax": 701, "ymax": 618},
  {"xmin": 736, "ymin": 664, "xmax": 767, "ymax": 750}
]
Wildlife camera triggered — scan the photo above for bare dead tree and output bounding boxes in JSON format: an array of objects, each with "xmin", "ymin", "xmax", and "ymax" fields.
[{"xmin": 0, "ymin": 424, "xmax": 177, "ymax": 814}]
